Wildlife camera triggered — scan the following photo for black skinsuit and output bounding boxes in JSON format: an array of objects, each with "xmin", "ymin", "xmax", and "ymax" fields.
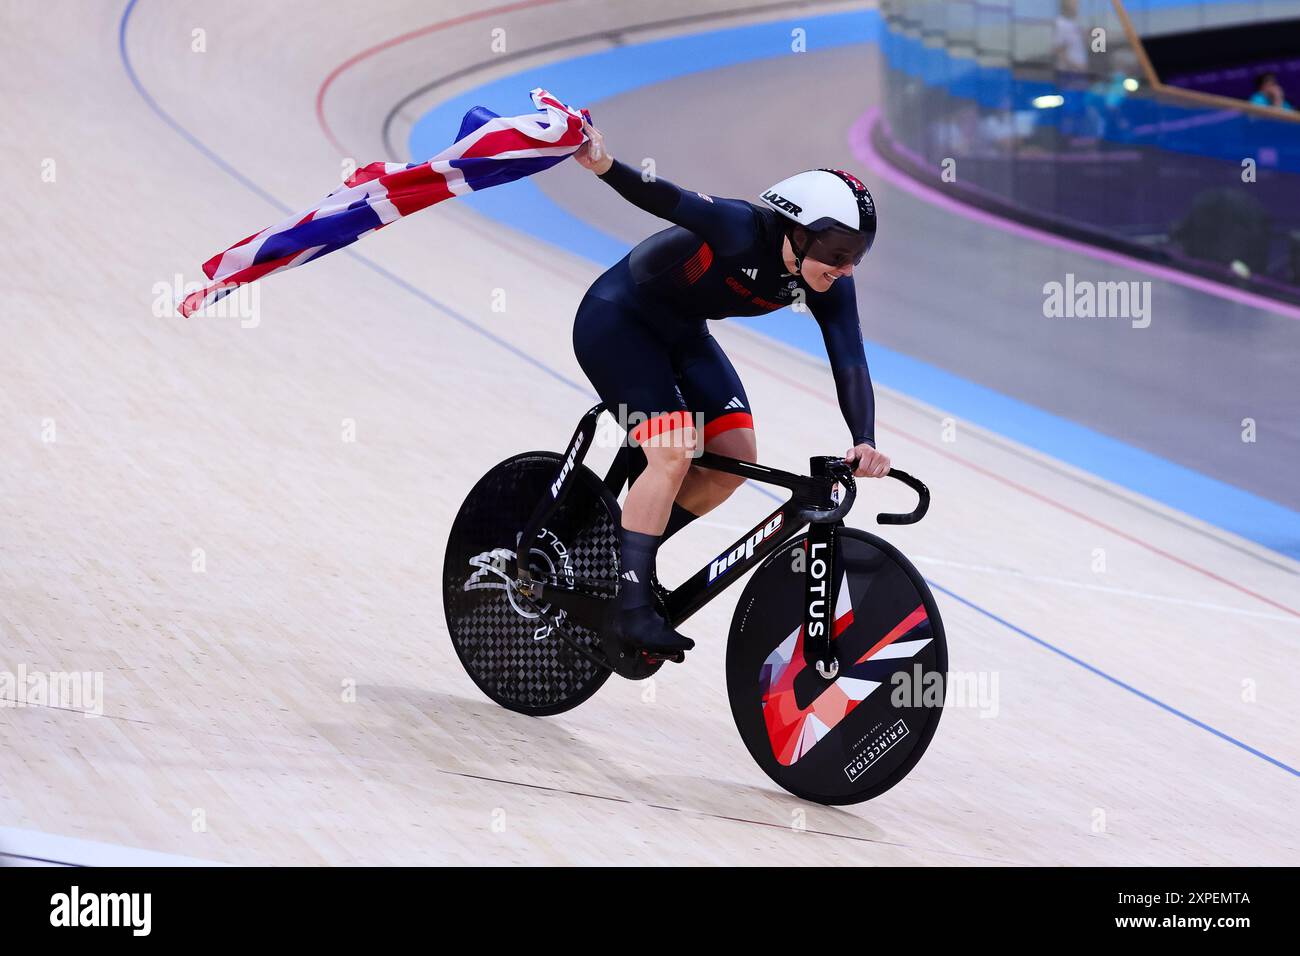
[{"xmin": 573, "ymin": 159, "xmax": 877, "ymax": 448}]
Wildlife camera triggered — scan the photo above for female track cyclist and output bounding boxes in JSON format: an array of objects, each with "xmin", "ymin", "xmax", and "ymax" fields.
[{"xmin": 572, "ymin": 121, "xmax": 891, "ymax": 654}]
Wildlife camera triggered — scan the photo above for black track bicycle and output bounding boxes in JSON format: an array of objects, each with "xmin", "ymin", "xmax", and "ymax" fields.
[{"xmin": 443, "ymin": 404, "xmax": 946, "ymax": 804}]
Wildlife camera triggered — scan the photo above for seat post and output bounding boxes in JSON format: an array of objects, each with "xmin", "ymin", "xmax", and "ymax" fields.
[{"xmin": 516, "ymin": 404, "xmax": 606, "ymax": 589}]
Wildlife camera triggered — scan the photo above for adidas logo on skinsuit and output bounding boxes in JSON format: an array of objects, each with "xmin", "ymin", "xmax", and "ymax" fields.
[
  {"xmin": 741, "ymin": 267, "xmax": 758, "ymax": 280},
  {"xmin": 621, "ymin": 570, "xmax": 640, "ymax": 583},
  {"xmin": 724, "ymin": 396, "xmax": 745, "ymax": 410}
]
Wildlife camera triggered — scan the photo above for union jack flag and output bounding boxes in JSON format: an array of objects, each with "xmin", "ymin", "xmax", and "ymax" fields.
[{"xmin": 178, "ymin": 88, "xmax": 589, "ymax": 317}]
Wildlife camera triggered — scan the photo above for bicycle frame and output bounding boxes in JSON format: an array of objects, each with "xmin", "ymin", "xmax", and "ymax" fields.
[{"xmin": 514, "ymin": 404, "xmax": 926, "ymax": 675}]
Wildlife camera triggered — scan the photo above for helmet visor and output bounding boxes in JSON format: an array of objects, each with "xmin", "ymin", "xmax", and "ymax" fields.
[{"xmin": 801, "ymin": 221, "xmax": 873, "ymax": 268}]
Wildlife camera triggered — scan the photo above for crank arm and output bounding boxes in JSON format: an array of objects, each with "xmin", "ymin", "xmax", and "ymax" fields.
[
  {"xmin": 512, "ymin": 591, "xmax": 613, "ymax": 674},
  {"xmin": 537, "ymin": 585, "xmax": 611, "ymax": 631}
]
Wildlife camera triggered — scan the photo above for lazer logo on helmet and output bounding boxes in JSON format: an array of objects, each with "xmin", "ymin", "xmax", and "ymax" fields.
[
  {"xmin": 707, "ymin": 514, "xmax": 784, "ymax": 583},
  {"xmin": 760, "ymin": 191, "xmax": 802, "ymax": 217}
]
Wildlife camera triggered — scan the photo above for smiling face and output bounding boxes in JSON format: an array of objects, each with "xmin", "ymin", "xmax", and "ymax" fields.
[
  {"xmin": 782, "ymin": 229, "xmax": 862, "ymax": 292},
  {"xmin": 800, "ymin": 254, "xmax": 854, "ymax": 292}
]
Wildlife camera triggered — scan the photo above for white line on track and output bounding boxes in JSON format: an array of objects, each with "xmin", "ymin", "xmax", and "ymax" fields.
[{"xmin": 0, "ymin": 827, "xmax": 225, "ymax": 867}]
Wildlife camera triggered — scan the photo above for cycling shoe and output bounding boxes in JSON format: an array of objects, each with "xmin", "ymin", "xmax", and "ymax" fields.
[{"xmin": 618, "ymin": 605, "xmax": 694, "ymax": 653}]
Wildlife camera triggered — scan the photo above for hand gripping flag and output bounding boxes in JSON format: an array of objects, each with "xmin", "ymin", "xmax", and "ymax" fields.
[{"xmin": 178, "ymin": 89, "xmax": 589, "ymax": 317}]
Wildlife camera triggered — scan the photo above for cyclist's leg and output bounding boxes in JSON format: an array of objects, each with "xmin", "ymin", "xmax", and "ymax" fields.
[
  {"xmin": 666, "ymin": 331, "xmax": 756, "ymax": 538},
  {"xmin": 573, "ymin": 296, "xmax": 695, "ymax": 651},
  {"xmin": 574, "ymin": 296, "xmax": 697, "ymax": 534},
  {"xmin": 622, "ymin": 414, "xmax": 697, "ymax": 536}
]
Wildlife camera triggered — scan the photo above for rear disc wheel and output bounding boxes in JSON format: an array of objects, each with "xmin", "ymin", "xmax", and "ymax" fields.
[{"xmin": 443, "ymin": 452, "xmax": 619, "ymax": 716}]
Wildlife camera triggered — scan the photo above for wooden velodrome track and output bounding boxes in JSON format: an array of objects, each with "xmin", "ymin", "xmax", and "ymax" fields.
[{"xmin": 1, "ymin": 0, "xmax": 1296, "ymax": 865}]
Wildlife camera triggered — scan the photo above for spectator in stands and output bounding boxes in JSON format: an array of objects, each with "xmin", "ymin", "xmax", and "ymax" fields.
[
  {"xmin": 1249, "ymin": 72, "xmax": 1294, "ymax": 111},
  {"xmin": 1053, "ymin": 0, "xmax": 1088, "ymax": 74}
]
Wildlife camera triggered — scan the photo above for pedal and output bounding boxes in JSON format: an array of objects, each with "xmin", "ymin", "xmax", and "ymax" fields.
[{"xmin": 642, "ymin": 648, "xmax": 686, "ymax": 665}]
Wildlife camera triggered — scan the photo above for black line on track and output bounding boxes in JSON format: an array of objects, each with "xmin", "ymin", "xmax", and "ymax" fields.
[
  {"xmin": 0, "ymin": 699, "xmax": 154, "ymax": 724},
  {"xmin": 0, "ymin": 852, "xmax": 79, "ymax": 867}
]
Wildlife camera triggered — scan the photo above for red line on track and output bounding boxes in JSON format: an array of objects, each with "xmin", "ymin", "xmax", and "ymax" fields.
[
  {"xmin": 312, "ymin": 0, "xmax": 595, "ymax": 290},
  {"xmin": 315, "ymin": 0, "xmax": 566, "ymax": 157}
]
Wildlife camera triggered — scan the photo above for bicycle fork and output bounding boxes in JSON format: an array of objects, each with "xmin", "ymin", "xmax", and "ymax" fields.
[
  {"xmin": 803, "ymin": 520, "xmax": 840, "ymax": 679},
  {"xmin": 802, "ymin": 456, "xmax": 843, "ymax": 681}
]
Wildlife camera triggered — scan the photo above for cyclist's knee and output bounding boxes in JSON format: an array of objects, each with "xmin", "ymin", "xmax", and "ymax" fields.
[
  {"xmin": 638, "ymin": 419, "xmax": 698, "ymax": 482},
  {"xmin": 706, "ymin": 468, "xmax": 746, "ymax": 496},
  {"xmin": 643, "ymin": 445, "xmax": 694, "ymax": 484},
  {"xmin": 706, "ymin": 424, "xmax": 756, "ymax": 458}
]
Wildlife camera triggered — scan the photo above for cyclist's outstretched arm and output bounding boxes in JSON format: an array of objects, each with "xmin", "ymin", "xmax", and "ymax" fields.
[
  {"xmin": 597, "ymin": 159, "xmax": 752, "ymax": 249},
  {"xmin": 574, "ymin": 121, "xmax": 751, "ymax": 255},
  {"xmin": 808, "ymin": 276, "xmax": 890, "ymax": 478}
]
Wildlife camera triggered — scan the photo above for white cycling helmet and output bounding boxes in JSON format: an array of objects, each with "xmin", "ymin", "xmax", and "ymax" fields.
[{"xmin": 760, "ymin": 168, "xmax": 877, "ymax": 269}]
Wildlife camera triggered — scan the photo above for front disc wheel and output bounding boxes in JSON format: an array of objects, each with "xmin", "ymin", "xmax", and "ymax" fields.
[{"xmin": 726, "ymin": 528, "xmax": 947, "ymax": 804}]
